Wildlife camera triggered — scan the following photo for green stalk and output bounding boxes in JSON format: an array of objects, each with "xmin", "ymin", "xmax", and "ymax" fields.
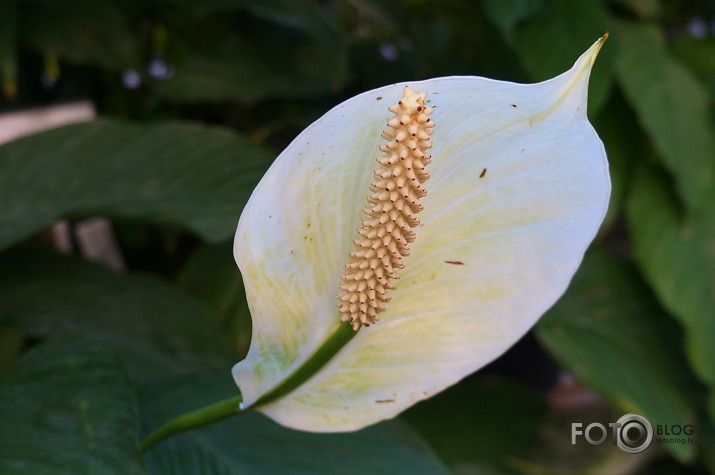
[
  {"xmin": 140, "ymin": 396, "xmax": 243, "ymax": 452},
  {"xmin": 252, "ymin": 322, "xmax": 358, "ymax": 408},
  {"xmin": 140, "ymin": 323, "xmax": 358, "ymax": 451}
]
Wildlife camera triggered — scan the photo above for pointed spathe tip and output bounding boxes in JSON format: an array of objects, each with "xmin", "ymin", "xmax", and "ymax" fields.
[
  {"xmin": 553, "ymin": 34, "xmax": 608, "ymax": 110},
  {"xmin": 596, "ymin": 31, "xmax": 609, "ymax": 53},
  {"xmin": 551, "ymin": 34, "xmax": 609, "ymax": 90},
  {"xmin": 584, "ymin": 32, "xmax": 609, "ymax": 66}
]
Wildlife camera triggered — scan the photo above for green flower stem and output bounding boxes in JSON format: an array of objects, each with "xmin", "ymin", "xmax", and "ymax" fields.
[
  {"xmin": 140, "ymin": 323, "xmax": 358, "ymax": 451},
  {"xmin": 252, "ymin": 322, "xmax": 358, "ymax": 408},
  {"xmin": 140, "ymin": 395, "xmax": 243, "ymax": 452}
]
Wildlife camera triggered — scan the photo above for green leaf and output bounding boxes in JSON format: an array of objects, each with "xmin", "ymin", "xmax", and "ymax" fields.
[
  {"xmin": 0, "ymin": 251, "xmax": 234, "ymax": 382},
  {"xmin": 670, "ymin": 36, "xmax": 715, "ymax": 99},
  {"xmin": 512, "ymin": 0, "xmax": 612, "ymax": 115},
  {"xmin": 155, "ymin": 0, "xmax": 347, "ymax": 102},
  {"xmin": 404, "ymin": 376, "xmax": 545, "ymax": 467},
  {"xmin": 591, "ymin": 92, "xmax": 643, "ymax": 231},
  {"xmin": 0, "ymin": 120, "xmax": 274, "ymax": 251},
  {"xmin": 481, "ymin": 0, "xmax": 543, "ymax": 41},
  {"xmin": 536, "ymin": 249, "xmax": 697, "ymax": 461},
  {"xmin": 613, "ymin": 21, "xmax": 715, "ymax": 209},
  {"xmin": 626, "ymin": 164, "xmax": 715, "ymax": 422},
  {"xmin": 178, "ymin": 242, "xmax": 252, "ymax": 357},
  {"xmin": 0, "ymin": 315, "xmax": 24, "ymax": 373},
  {"xmin": 697, "ymin": 414, "xmax": 715, "ymax": 473},
  {"xmin": 141, "ymin": 371, "xmax": 450, "ymax": 475},
  {"xmin": 0, "ymin": 339, "xmax": 147, "ymax": 474},
  {"xmin": 20, "ymin": 0, "xmax": 140, "ymax": 71}
]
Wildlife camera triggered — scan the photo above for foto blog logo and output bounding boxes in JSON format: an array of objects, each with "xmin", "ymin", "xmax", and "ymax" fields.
[
  {"xmin": 571, "ymin": 413, "xmax": 653, "ymax": 454},
  {"xmin": 571, "ymin": 413, "xmax": 695, "ymax": 454}
]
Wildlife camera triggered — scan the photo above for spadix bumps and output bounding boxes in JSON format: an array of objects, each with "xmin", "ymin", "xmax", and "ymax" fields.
[
  {"xmin": 233, "ymin": 37, "xmax": 610, "ymax": 432},
  {"xmin": 338, "ymin": 87, "xmax": 435, "ymax": 330}
]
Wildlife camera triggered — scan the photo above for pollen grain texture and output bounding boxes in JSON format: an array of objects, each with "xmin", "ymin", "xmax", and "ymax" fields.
[{"xmin": 337, "ymin": 86, "xmax": 435, "ymax": 330}]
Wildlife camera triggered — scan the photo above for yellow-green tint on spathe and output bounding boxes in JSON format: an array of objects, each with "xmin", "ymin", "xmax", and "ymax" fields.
[{"xmin": 233, "ymin": 36, "xmax": 610, "ymax": 432}]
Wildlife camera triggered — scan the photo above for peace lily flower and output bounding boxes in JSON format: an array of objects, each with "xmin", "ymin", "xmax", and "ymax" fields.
[
  {"xmin": 230, "ymin": 36, "xmax": 610, "ymax": 432},
  {"xmin": 141, "ymin": 36, "xmax": 609, "ymax": 450}
]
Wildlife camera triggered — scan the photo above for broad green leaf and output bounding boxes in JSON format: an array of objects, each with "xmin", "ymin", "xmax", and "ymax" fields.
[
  {"xmin": 141, "ymin": 371, "xmax": 450, "ymax": 475},
  {"xmin": 697, "ymin": 415, "xmax": 715, "ymax": 473},
  {"xmin": 404, "ymin": 376, "xmax": 545, "ymax": 467},
  {"xmin": 613, "ymin": 21, "xmax": 715, "ymax": 209},
  {"xmin": 0, "ymin": 315, "xmax": 24, "ymax": 373},
  {"xmin": 0, "ymin": 339, "xmax": 147, "ymax": 474},
  {"xmin": 233, "ymin": 39, "xmax": 610, "ymax": 431},
  {"xmin": 626, "ymin": 165, "xmax": 715, "ymax": 421},
  {"xmin": 0, "ymin": 120, "xmax": 274, "ymax": 251},
  {"xmin": 154, "ymin": 0, "xmax": 347, "ymax": 102},
  {"xmin": 178, "ymin": 242, "xmax": 252, "ymax": 356},
  {"xmin": 20, "ymin": 0, "xmax": 140, "ymax": 71},
  {"xmin": 515, "ymin": 403, "xmax": 644, "ymax": 473},
  {"xmin": 536, "ymin": 250, "xmax": 696, "ymax": 461},
  {"xmin": 591, "ymin": 92, "xmax": 643, "ymax": 231},
  {"xmin": 481, "ymin": 0, "xmax": 543, "ymax": 41},
  {"xmin": 511, "ymin": 0, "xmax": 612, "ymax": 115},
  {"xmin": 0, "ymin": 251, "xmax": 234, "ymax": 382},
  {"xmin": 670, "ymin": 36, "xmax": 715, "ymax": 99}
]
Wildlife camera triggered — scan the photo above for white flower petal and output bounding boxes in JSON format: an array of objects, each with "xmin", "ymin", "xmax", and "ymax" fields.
[{"xmin": 233, "ymin": 37, "xmax": 609, "ymax": 431}]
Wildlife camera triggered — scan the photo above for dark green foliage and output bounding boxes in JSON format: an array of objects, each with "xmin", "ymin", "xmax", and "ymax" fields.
[
  {"xmin": 1, "ymin": 0, "xmax": 714, "ymax": 472},
  {"xmin": 0, "ymin": 120, "xmax": 274, "ymax": 250},
  {"xmin": 404, "ymin": 376, "xmax": 546, "ymax": 467},
  {"xmin": 0, "ymin": 251, "xmax": 235, "ymax": 382},
  {"xmin": 177, "ymin": 242, "xmax": 252, "ymax": 357},
  {"xmin": 0, "ymin": 339, "xmax": 148, "ymax": 474},
  {"xmin": 536, "ymin": 250, "xmax": 697, "ymax": 461},
  {"xmin": 141, "ymin": 372, "xmax": 450, "ymax": 474}
]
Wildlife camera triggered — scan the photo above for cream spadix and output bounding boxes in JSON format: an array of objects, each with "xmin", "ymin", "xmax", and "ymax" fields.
[
  {"xmin": 233, "ymin": 36, "xmax": 610, "ymax": 432},
  {"xmin": 338, "ymin": 86, "xmax": 435, "ymax": 330}
]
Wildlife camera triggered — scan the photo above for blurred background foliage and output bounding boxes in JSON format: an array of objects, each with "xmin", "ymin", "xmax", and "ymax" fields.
[{"xmin": 0, "ymin": 0, "xmax": 714, "ymax": 473}]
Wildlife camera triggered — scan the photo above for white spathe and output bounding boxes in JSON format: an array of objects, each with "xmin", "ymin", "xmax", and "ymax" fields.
[{"xmin": 233, "ymin": 37, "xmax": 610, "ymax": 431}]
